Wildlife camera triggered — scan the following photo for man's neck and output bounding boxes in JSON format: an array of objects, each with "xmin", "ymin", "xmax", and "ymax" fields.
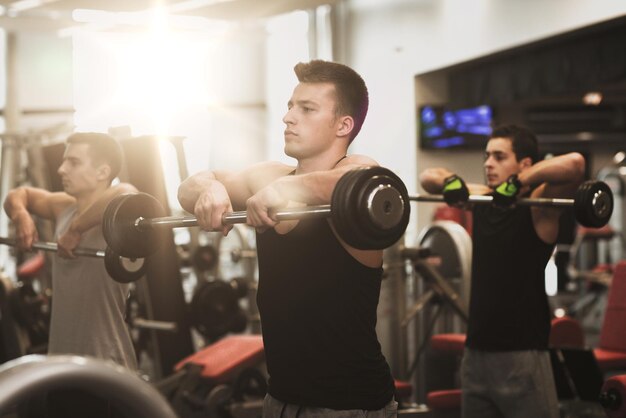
[
  {"xmin": 74, "ymin": 185, "xmax": 108, "ymax": 214},
  {"xmin": 295, "ymin": 149, "xmax": 348, "ymax": 175}
]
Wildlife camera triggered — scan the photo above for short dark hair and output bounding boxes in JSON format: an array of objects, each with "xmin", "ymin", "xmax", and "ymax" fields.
[
  {"xmin": 294, "ymin": 60, "xmax": 369, "ymax": 143},
  {"xmin": 490, "ymin": 125, "xmax": 539, "ymax": 164},
  {"xmin": 66, "ymin": 133, "xmax": 123, "ymax": 181}
]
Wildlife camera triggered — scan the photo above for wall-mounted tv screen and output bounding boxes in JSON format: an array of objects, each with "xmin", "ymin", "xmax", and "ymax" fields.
[{"xmin": 419, "ymin": 104, "xmax": 494, "ymax": 149}]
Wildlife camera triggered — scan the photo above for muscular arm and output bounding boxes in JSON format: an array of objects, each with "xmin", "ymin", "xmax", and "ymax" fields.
[
  {"xmin": 69, "ymin": 183, "xmax": 138, "ymax": 235},
  {"xmin": 4, "ymin": 187, "xmax": 74, "ymax": 249},
  {"xmin": 4, "ymin": 187, "xmax": 72, "ymax": 220},
  {"xmin": 178, "ymin": 156, "xmax": 375, "ymax": 216},
  {"xmin": 178, "ymin": 157, "xmax": 377, "ymax": 232},
  {"xmin": 57, "ymin": 182, "xmax": 138, "ymax": 258},
  {"xmin": 263, "ymin": 155, "xmax": 379, "ymax": 206},
  {"xmin": 522, "ymin": 153, "xmax": 586, "ymax": 244},
  {"xmin": 519, "ymin": 152, "xmax": 586, "ymax": 199},
  {"xmin": 177, "ymin": 161, "xmax": 294, "ymax": 234}
]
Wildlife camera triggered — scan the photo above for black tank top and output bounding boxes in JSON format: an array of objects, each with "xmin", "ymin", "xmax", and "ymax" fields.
[
  {"xmin": 466, "ymin": 199, "xmax": 554, "ymax": 351},
  {"xmin": 256, "ymin": 218, "xmax": 394, "ymax": 409}
]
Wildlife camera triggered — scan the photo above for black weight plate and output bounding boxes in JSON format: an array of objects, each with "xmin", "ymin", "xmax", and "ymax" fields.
[
  {"xmin": 189, "ymin": 280, "xmax": 240, "ymax": 341},
  {"xmin": 104, "ymin": 247, "xmax": 147, "ymax": 283},
  {"xmin": 574, "ymin": 181, "xmax": 614, "ymax": 228},
  {"xmin": 330, "ymin": 167, "xmax": 356, "ymax": 245},
  {"xmin": 331, "ymin": 168, "xmax": 373, "ymax": 249},
  {"xmin": 102, "ymin": 194, "xmax": 122, "ymax": 255},
  {"xmin": 103, "ymin": 193, "xmax": 166, "ymax": 258},
  {"xmin": 346, "ymin": 168, "xmax": 390, "ymax": 247},
  {"xmin": 573, "ymin": 181, "xmax": 592, "ymax": 227},
  {"xmin": 332, "ymin": 166, "xmax": 410, "ymax": 249},
  {"xmin": 355, "ymin": 168, "xmax": 410, "ymax": 241}
]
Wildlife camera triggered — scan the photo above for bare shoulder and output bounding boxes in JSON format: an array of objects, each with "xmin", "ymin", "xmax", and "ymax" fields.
[{"xmin": 337, "ymin": 154, "xmax": 379, "ymax": 168}]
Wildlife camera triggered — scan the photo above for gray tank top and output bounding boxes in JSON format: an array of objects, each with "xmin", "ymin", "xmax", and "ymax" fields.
[{"xmin": 49, "ymin": 205, "xmax": 137, "ymax": 370}]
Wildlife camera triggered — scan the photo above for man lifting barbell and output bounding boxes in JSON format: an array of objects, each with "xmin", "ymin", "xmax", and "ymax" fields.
[
  {"xmin": 3, "ymin": 132, "xmax": 137, "ymax": 418},
  {"xmin": 420, "ymin": 124, "xmax": 587, "ymax": 418},
  {"xmin": 177, "ymin": 60, "xmax": 399, "ymax": 417}
]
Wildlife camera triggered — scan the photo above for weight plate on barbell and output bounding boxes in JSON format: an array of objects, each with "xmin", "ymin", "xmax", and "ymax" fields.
[
  {"xmin": 104, "ymin": 247, "xmax": 147, "ymax": 283},
  {"xmin": 103, "ymin": 193, "xmax": 167, "ymax": 258},
  {"xmin": 573, "ymin": 180, "xmax": 614, "ymax": 228},
  {"xmin": 331, "ymin": 168, "xmax": 369, "ymax": 248},
  {"xmin": 331, "ymin": 166, "xmax": 410, "ymax": 250}
]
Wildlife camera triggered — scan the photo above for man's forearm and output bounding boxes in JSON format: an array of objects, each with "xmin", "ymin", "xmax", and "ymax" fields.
[
  {"xmin": 419, "ymin": 168, "xmax": 455, "ymax": 194},
  {"xmin": 518, "ymin": 153, "xmax": 585, "ymax": 187},
  {"xmin": 177, "ymin": 171, "xmax": 219, "ymax": 213},
  {"xmin": 4, "ymin": 188, "xmax": 29, "ymax": 221}
]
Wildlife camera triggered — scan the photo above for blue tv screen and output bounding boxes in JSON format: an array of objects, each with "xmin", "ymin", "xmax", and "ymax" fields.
[{"xmin": 419, "ymin": 104, "xmax": 494, "ymax": 149}]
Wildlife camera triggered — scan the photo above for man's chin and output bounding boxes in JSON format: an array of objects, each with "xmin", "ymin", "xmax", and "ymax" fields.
[{"xmin": 283, "ymin": 145, "xmax": 298, "ymax": 159}]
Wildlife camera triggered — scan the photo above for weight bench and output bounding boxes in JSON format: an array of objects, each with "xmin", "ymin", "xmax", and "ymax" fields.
[
  {"xmin": 174, "ymin": 334, "xmax": 265, "ymax": 384},
  {"xmin": 157, "ymin": 335, "xmax": 267, "ymax": 417}
]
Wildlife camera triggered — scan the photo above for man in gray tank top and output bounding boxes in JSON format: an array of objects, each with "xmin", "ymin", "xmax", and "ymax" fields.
[{"xmin": 4, "ymin": 132, "xmax": 138, "ymax": 417}]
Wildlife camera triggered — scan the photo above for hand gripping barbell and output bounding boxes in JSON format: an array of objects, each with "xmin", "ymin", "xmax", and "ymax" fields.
[
  {"xmin": 0, "ymin": 237, "xmax": 146, "ymax": 284},
  {"xmin": 102, "ymin": 166, "xmax": 411, "ymax": 260},
  {"xmin": 410, "ymin": 180, "xmax": 613, "ymax": 228}
]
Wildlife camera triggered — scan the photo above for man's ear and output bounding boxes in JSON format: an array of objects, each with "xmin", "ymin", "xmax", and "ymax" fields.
[
  {"xmin": 336, "ymin": 115, "xmax": 354, "ymax": 138},
  {"xmin": 96, "ymin": 164, "xmax": 112, "ymax": 182},
  {"xmin": 519, "ymin": 157, "xmax": 533, "ymax": 171}
]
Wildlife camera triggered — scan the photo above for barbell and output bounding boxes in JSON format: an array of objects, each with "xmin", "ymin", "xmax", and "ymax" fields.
[
  {"xmin": 0, "ymin": 237, "xmax": 146, "ymax": 284},
  {"xmin": 101, "ymin": 167, "xmax": 613, "ymax": 272},
  {"xmin": 409, "ymin": 180, "xmax": 613, "ymax": 228},
  {"xmin": 102, "ymin": 166, "xmax": 411, "ymax": 260}
]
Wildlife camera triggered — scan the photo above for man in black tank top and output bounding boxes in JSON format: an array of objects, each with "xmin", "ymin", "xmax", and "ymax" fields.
[
  {"xmin": 419, "ymin": 125, "xmax": 585, "ymax": 418},
  {"xmin": 178, "ymin": 60, "xmax": 397, "ymax": 417}
]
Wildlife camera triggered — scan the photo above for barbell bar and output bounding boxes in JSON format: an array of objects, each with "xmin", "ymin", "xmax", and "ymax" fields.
[
  {"xmin": 138, "ymin": 205, "xmax": 334, "ymax": 230},
  {"xmin": 103, "ymin": 166, "xmax": 411, "ymax": 260},
  {"xmin": 0, "ymin": 237, "xmax": 146, "ymax": 284},
  {"xmin": 411, "ymin": 194, "xmax": 575, "ymax": 206},
  {"xmin": 409, "ymin": 180, "xmax": 613, "ymax": 228},
  {"xmin": 0, "ymin": 237, "xmax": 105, "ymax": 258}
]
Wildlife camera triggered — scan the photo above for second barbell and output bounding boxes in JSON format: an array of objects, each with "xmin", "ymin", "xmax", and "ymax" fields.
[
  {"xmin": 410, "ymin": 180, "xmax": 613, "ymax": 228},
  {"xmin": 0, "ymin": 237, "xmax": 146, "ymax": 284}
]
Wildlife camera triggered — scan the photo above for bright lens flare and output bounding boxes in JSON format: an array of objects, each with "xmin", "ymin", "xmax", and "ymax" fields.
[
  {"xmin": 112, "ymin": 11, "xmax": 211, "ymax": 135},
  {"xmin": 74, "ymin": 7, "xmax": 219, "ymax": 136}
]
